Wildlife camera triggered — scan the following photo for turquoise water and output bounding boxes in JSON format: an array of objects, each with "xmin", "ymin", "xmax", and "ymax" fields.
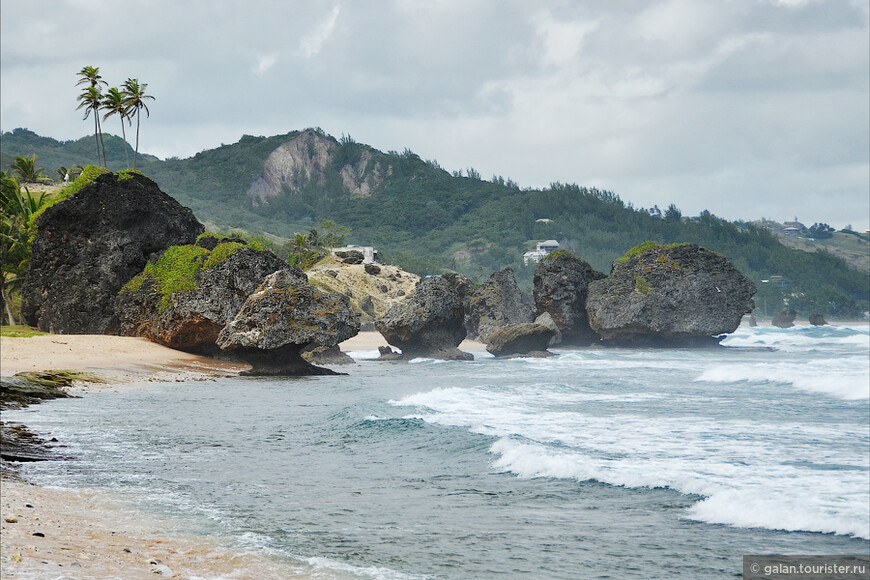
[{"xmin": 8, "ymin": 325, "xmax": 870, "ymax": 578}]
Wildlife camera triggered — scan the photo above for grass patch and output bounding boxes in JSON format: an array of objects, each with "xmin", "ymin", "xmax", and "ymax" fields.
[
  {"xmin": 0, "ymin": 325, "xmax": 47, "ymax": 338},
  {"xmin": 616, "ymin": 241, "xmax": 689, "ymax": 263}
]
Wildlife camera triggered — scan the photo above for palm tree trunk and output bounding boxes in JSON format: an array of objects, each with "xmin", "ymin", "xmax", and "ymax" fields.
[
  {"xmin": 133, "ymin": 111, "xmax": 141, "ymax": 169},
  {"xmin": 97, "ymin": 115, "xmax": 107, "ymax": 167},
  {"xmin": 120, "ymin": 120, "xmax": 130, "ymax": 169},
  {"xmin": 1, "ymin": 274, "xmax": 17, "ymax": 326},
  {"xmin": 93, "ymin": 114, "xmax": 102, "ymax": 166}
]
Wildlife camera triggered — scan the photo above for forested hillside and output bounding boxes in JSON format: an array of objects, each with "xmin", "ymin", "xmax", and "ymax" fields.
[{"xmin": 3, "ymin": 127, "xmax": 867, "ymax": 318}]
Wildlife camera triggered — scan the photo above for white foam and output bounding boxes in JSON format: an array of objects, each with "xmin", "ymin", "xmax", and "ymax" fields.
[{"xmin": 696, "ymin": 362, "xmax": 870, "ymax": 400}]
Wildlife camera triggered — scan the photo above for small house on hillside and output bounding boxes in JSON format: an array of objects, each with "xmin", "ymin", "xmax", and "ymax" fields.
[
  {"xmin": 783, "ymin": 218, "xmax": 807, "ymax": 237},
  {"xmin": 332, "ymin": 245, "xmax": 379, "ymax": 264},
  {"xmin": 523, "ymin": 240, "xmax": 560, "ymax": 265}
]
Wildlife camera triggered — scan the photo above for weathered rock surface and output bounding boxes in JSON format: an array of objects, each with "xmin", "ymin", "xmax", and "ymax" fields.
[
  {"xmin": 486, "ymin": 323, "xmax": 555, "ymax": 358},
  {"xmin": 534, "ymin": 312, "xmax": 563, "ymax": 346},
  {"xmin": 301, "ymin": 344, "xmax": 356, "ymax": 366},
  {"xmin": 586, "ymin": 243, "xmax": 756, "ymax": 346},
  {"xmin": 307, "ymin": 256, "xmax": 420, "ymax": 322},
  {"xmin": 772, "ymin": 309, "xmax": 797, "ymax": 328},
  {"xmin": 116, "ymin": 243, "xmax": 288, "ymax": 352},
  {"xmin": 466, "ymin": 268, "xmax": 534, "ymax": 342},
  {"xmin": 336, "ymin": 250, "xmax": 365, "ymax": 264},
  {"xmin": 809, "ymin": 313, "xmax": 828, "ymax": 326},
  {"xmin": 22, "ymin": 172, "xmax": 203, "ymax": 333},
  {"xmin": 376, "ymin": 276, "xmax": 473, "ymax": 360},
  {"xmin": 217, "ymin": 269, "xmax": 360, "ymax": 375},
  {"xmin": 533, "ymin": 252, "xmax": 606, "ymax": 345}
]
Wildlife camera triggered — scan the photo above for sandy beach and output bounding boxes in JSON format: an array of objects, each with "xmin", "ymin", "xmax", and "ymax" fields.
[{"xmin": 0, "ymin": 331, "xmax": 484, "ymax": 578}]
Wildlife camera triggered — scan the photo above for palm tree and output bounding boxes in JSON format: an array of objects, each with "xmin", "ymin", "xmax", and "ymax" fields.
[
  {"xmin": 123, "ymin": 78, "xmax": 155, "ymax": 169},
  {"xmin": 103, "ymin": 87, "xmax": 131, "ymax": 168},
  {"xmin": 10, "ymin": 155, "xmax": 44, "ymax": 183},
  {"xmin": 76, "ymin": 66, "xmax": 108, "ymax": 167}
]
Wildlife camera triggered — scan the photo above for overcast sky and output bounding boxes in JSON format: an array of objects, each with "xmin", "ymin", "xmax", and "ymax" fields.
[{"xmin": 2, "ymin": 0, "xmax": 868, "ymax": 229}]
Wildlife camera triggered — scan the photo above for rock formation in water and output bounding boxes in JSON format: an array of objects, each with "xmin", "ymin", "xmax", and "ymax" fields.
[
  {"xmin": 771, "ymin": 309, "xmax": 797, "ymax": 328},
  {"xmin": 116, "ymin": 236, "xmax": 288, "ymax": 352},
  {"xmin": 486, "ymin": 323, "xmax": 555, "ymax": 358},
  {"xmin": 809, "ymin": 313, "xmax": 827, "ymax": 326},
  {"xmin": 465, "ymin": 267, "xmax": 534, "ymax": 342},
  {"xmin": 533, "ymin": 251, "xmax": 606, "ymax": 346},
  {"xmin": 21, "ymin": 171, "xmax": 203, "ymax": 334},
  {"xmin": 217, "ymin": 269, "xmax": 360, "ymax": 375},
  {"xmin": 586, "ymin": 243, "xmax": 756, "ymax": 346},
  {"xmin": 375, "ymin": 276, "xmax": 473, "ymax": 360}
]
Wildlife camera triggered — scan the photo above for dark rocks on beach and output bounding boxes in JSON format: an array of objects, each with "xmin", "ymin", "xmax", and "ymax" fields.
[
  {"xmin": 377, "ymin": 345, "xmax": 403, "ymax": 360},
  {"xmin": 21, "ymin": 172, "xmax": 203, "ymax": 334},
  {"xmin": 533, "ymin": 252, "xmax": 606, "ymax": 346},
  {"xmin": 116, "ymin": 245, "xmax": 287, "ymax": 352},
  {"xmin": 335, "ymin": 250, "xmax": 364, "ymax": 265},
  {"xmin": 586, "ymin": 243, "xmax": 756, "ymax": 346},
  {"xmin": 376, "ymin": 276, "xmax": 473, "ymax": 360},
  {"xmin": 217, "ymin": 269, "xmax": 360, "ymax": 375},
  {"xmin": 466, "ymin": 267, "xmax": 534, "ymax": 343},
  {"xmin": 772, "ymin": 309, "xmax": 797, "ymax": 328},
  {"xmin": 809, "ymin": 313, "xmax": 828, "ymax": 326},
  {"xmin": 301, "ymin": 344, "xmax": 356, "ymax": 366},
  {"xmin": 486, "ymin": 323, "xmax": 555, "ymax": 358}
]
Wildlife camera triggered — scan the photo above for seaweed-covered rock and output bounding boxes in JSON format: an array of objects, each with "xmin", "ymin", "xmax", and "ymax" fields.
[
  {"xmin": 21, "ymin": 171, "xmax": 202, "ymax": 333},
  {"xmin": 533, "ymin": 251, "xmax": 606, "ymax": 345},
  {"xmin": 586, "ymin": 243, "xmax": 756, "ymax": 346},
  {"xmin": 466, "ymin": 268, "xmax": 534, "ymax": 342},
  {"xmin": 116, "ymin": 241, "xmax": 288, "ymax": 352},
  {"xmin": 376, "ymin": 276, "xmax": 473, "ymax": 360},
  {"xmin": 772, "ymin": 309, "xmax": 797, "ymax": 328},
  {"xmin": 486, "ymin": 323, "xmax": 555, "ymax": 358},
  {"xmin": 217, "ymin": 269, "xmax": 360, "ymax": 375}
]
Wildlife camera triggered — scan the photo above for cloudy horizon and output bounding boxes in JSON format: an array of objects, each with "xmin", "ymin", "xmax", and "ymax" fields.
[{"xmin": 2, "ymin": 0, "xmax": 868, "ymax": 229}]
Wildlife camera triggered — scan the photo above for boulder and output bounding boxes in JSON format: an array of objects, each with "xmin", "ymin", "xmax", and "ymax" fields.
[
  {"xmin": 586, "ymin": 243, "xmax": 756, "ymax": 346},
  {"xmin": 116, "ymin": 242, "xmax": 288, "ymax": 352},
  {"xmin": 533, "ymin": 251, "xmax": 606, "ymax": 345},
  {"xmin": 335, "ymin": 250, "xmax": 364, "ymax": 264},
  {"xmin": 301, "ymin": 344, "xmax": 356, "ymax": 365},
  {"xmin": 486, "ymin": 323, "xmax": 555, "ymax": 358},
  {"xmin": 466, "ymin": 267, "xmax": 534, "ymax": 342},
  {"xmin": 376, "ymin": 276, "xmax": 473, "ymax": 360},
  {"xmin": 747, "ymin": 314, "xmax": 758, "ymax": 327},
  {"xmin": 377, "ymin": 345, "xmax": 403, "ymax": 360},
  {"xmin": 364, "ymin": 263, "xmax": 381, "ymax": 275},
  {"xmin": 534, "ymin": 312, "xmax": 562, "ymax": 345},
  {"xmin": 772, "ymin": 309, "xmax": 797, "ymax": 328},
  {"xmin": 217, "ymin": 269, "xmax": 360, "ymax": 375},
  {"xmin": 809, "ymin": 313, "xmax": 828, "ymax": 326},
  {"xmin": 21, "ymin": 171, "xmax": 203, "ymax": 333}
]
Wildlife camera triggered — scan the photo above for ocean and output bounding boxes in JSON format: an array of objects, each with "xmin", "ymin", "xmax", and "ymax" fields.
[{"xmin": 6, "ymin": 324, "xmax": 870, "ymax": 579}]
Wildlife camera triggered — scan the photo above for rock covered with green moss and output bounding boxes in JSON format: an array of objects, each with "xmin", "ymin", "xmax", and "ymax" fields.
[
  {"xmin": 533, "ymin": 251, "xmax": 606, "ymax": 346},
  {"xmin": 586, "ymin": 243, "xmax": 756, "ymax": 346},
  {"xmin": 21, "ymin": 171, "xmax": 203, "ymax": 333},
  {"xmin": 116, "ymin": 235, "xmax": 287, "ymax": 351},
  {"xmin": 216, "ymin": 269, "xmax": 361, "ymax": 375}
]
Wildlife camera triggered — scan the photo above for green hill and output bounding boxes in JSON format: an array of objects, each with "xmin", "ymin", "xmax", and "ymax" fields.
[{"xmin": 3, "ymin": 127, "xmax": 867, "ymax": 318}]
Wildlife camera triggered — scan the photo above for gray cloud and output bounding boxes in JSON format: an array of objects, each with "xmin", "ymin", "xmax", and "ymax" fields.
[{"xmin": 2, "ymin": 0, "xmax": 867, "ymax": 229}]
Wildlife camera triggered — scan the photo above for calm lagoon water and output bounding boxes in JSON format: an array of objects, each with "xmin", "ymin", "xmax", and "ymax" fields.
[{"xmin": 8, "ymin": 325, "xmax": 870, "ymax": 579}]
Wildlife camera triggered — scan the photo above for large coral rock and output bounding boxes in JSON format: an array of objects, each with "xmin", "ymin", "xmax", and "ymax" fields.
[
  {"xmin": 486, "ymin": 323, "xmax": 555, "ymax": 358},
  {"xmin": 466, "ymin": 267, "xmax": 534, "ymax": 342},
  {"xmin": 217, "ymin": 269, "xmax": 360, "ymax": 375},
  {"xmin": 116, "ymin": 240, "xmax": 288, "ymax": 351},
  {"xmin": 772, "ymin": 309, "xmax": 797, "ymax": 328},
  {"xmin": 586, "ymin": 243, "xmax": 756, "ymax": 346},
  {"xmin": 533, "ymin": 252, "xmax": 606, "ymax": 345},
  {"xmin": 21, "ymin": 172, "xmax": 203, "ymax": 333},
  {"xmin": 375, "ymin": 276, "xmax": 473, "ymax": 360}
]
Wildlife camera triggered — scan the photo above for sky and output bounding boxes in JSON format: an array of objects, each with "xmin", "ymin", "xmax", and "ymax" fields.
[{"xmin": 2, "ymin": 0, "xmax": 868, "ymax": 230}]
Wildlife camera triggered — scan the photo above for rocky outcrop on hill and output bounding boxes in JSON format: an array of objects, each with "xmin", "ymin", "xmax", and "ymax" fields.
[
  {"xmin": 116, "ymin": 240, "xmax": 287, "ymax": 352},
  {"xmin": 307, "ymin": 256, "xmax": 419, "ymax": 322},
  {"xmin": 486, "ymin": 323, "xmax": 555, "ymax": 358},
  {"xmin": 21, "ymin": 171, "xmax": 203, "ymax": 334},
  {"xmin": 246, "ymin": 129, "xmax": 389, "ymax": 205},
  {"xmin": 533, "ymin": 252, "xmax": 606, "ymax": 346},
  {"xmin": 466, "ymin": 268, "xmax": 534, "ymax": 342},
  {"xmin": 216, "ymin": 269, "xmax": 360, "ymax": 375},
  {"xmin": 586, "ymin": 243, "xmax": 756, "ymax": 346},
  {"xmin": 376, "ymin": 276, "xmax": 473, "ymax": 360},
  {"xmin": 772, "ymin": 309, "xmax": 797, "ymax": 328}
]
